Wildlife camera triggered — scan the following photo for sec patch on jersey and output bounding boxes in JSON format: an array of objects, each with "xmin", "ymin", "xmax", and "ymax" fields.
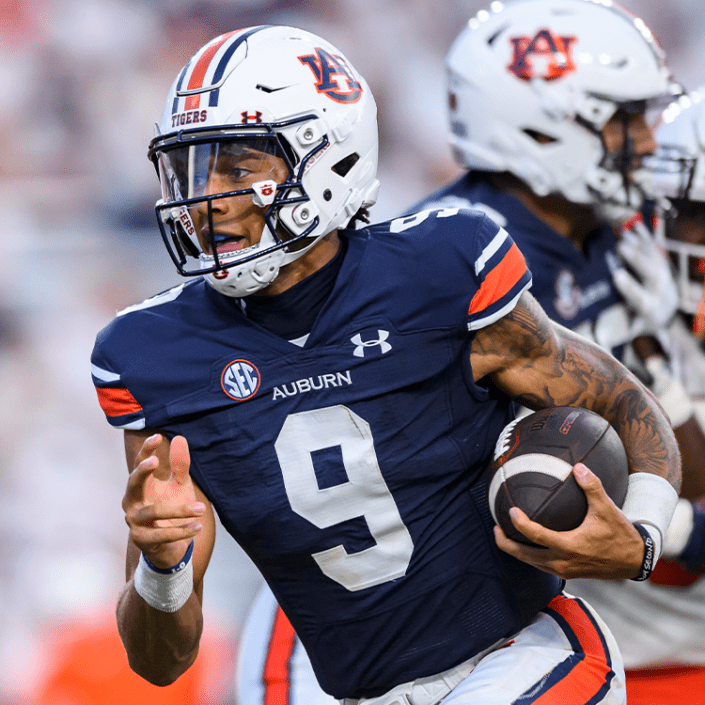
[{"xmin": 486, "ymin": 407, "xmax": 628, "ymax": 546}]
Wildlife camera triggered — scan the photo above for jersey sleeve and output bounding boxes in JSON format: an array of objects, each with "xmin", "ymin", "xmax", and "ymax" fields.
[
  {"xmin": 465, "ymin": 216, "xmax": 532, "ymax": 331},
  {"xmin": 91, "ymin": 328, "xmax": 146, "ymax": 431},
  {"xmin": 377, "ymin": 207, "xmax": 532, "ymax": 334}
]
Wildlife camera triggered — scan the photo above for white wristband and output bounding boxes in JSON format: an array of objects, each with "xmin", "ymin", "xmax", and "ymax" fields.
[
  {"xmin": 663, "ymin": 498, "xmax": 695, "ymax": 559},
  {"xmin": 133, "ymin": 542, "xmax": 194, "ymax": 613},
  {"xmin": 645, "ymin": 356, "xmax": 694, "ymax": 428},
  {"xmin": 621, "ymin": 473, "xmax": 679, "ymax": 563}
]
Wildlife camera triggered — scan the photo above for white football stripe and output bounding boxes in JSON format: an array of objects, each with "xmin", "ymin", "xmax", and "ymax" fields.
[{"xmin": 487, "ymin": 454, "xmax": 574, "ymax": 525}]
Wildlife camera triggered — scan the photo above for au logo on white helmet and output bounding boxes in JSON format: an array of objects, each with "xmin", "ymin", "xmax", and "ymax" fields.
[
  {"xmin": 507, "ymin": 29, "xmax": 577, "ymax": 81},
  {"xmin": 298, "ymin": 47, "xmax": 363, "ymax": 103}
]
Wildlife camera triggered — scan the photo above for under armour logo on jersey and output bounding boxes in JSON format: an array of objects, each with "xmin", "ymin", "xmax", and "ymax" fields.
[
  {"xmin": 299, "ymin": 48, "xmax": 362, "ymax": 103},
  {"xmin": 508, "ymin": 30, "xmax": 577, "ymax": 81},
  {"xmin": 221, "ymin": 359, "xmax": 261, "ymax": 400},
  {"xmin": 351, "ymin": 330, "xmax": 392, "ymax": 357}
]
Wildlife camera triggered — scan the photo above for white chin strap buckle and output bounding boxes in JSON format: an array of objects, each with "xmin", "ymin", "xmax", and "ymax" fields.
[{"xmin": 252, "ymin": 180, "xmax": 277, "ymax": 208}]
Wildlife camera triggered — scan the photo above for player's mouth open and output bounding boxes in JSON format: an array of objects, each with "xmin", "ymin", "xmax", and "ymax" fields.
[{"xmin": 209, "ymin": 233, "xmax": 246, "ymax": 254}]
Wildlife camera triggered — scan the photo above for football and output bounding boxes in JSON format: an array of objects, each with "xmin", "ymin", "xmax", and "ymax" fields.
[{"xmin": 486, "ymin": 406, "xmax": 629, "ymax": 546}]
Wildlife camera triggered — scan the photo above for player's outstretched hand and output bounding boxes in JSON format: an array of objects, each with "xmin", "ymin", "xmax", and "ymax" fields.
[
  {"xmin": 122, "ymin": 433, "xmax": 204, "ymax": 569},
  {"xmin": 494, "ymin": 463, "xmax": 645, "ymax": 579}
]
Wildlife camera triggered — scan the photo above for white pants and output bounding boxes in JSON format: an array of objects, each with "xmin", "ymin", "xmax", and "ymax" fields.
[{"xmin": 345, "ymin": 592, "xmax": 626, "ymax": 705}]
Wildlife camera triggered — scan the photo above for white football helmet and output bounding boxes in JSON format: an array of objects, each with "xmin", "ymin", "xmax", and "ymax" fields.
[
  {"xmin": 148, "ymin": 25, "xmax": 380, "ymax": 297},
  {"xmin": 446, "ymin": 0, "xmax": 680, "ymax": 225},
  {"xmin": 648, "ymin": 89, "xmax": 705, "ymax": 316}
]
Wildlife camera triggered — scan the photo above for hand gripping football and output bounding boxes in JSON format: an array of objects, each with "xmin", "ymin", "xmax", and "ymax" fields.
[{"xmin": 486, "ymin": 407, "xmax": 629, "ymax": 546}]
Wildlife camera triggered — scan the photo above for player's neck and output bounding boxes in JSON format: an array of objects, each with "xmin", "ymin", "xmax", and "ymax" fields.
[
  {"xmin": 494, "ymin": 174, "xmax": 601, "ymax": 248},
  {"xmin": 253, "ymin": 231, "xmax": 341, "ymax": 297}
]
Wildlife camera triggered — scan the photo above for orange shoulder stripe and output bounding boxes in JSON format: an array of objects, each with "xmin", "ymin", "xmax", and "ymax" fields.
[
  {"xmin": 468, "ymin": 243, "xmax": 527, "ymax": 316},
  {"xmin": 95, "ymin": 386, "xmax": 143, "ymax": 418}
]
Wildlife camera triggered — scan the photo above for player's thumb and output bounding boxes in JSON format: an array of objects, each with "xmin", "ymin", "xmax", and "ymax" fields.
[
  {"xmin": 170, "ymin": 435, "xmax": 191, "ymax": 483},
  {"xmin": 573, "ymin": 463, "xmax": 604, "ymax": 502}
]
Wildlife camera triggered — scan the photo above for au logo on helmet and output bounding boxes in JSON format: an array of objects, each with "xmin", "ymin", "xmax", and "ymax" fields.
[
  {"xmin": 299, "ymin": 47, "xmax": 362, "ymax": 103},
  {"xmin": 508, "ymin": 30, "xmax": 577, "ymax": 81}
]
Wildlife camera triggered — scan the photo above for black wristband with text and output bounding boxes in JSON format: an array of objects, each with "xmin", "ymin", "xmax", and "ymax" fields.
[{"xmin": 631, "ymin": 523, "xmax": 655, "ymax": 582}]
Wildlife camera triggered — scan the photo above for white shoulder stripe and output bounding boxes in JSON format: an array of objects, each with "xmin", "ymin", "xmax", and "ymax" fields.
[
  {"xmin": 466, "ymin": 282, "xmax": 530, "ymax": 331},
  {"xmin": 115, "ymin": 418, "xmax": 147, "ymax": 430},
  {"xmin": 117, "ymin": 284, "xmax": 186, "ymax": 317},
  {"xmin": 91, "ymin": 364, "xmax": 120, "ymax": 382},
  {"xmin": 475, "ymin": 227, "xmax": 509, "ymax": 276}
]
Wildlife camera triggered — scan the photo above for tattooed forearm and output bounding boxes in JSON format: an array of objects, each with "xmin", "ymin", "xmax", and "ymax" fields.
[
  {"xmin": 612, "ymin": 388, "xmax": 678, "ymax": 483},
  {"xmin": 470, "ymin": 292, "xmax": 681, "ymax": 490}
]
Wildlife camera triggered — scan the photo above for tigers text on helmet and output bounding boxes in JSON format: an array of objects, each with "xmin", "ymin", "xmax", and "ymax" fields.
[
  {"xmin": 445, "ymin": 0, "xmax": 681, "ymax": 225},
  {"xmin": 148, "ymin": 25, "xmax": 380, "ymax": 297},
  {"xmin": 648, "ymin": 89, "xmax": 705, "ymax": 324}
]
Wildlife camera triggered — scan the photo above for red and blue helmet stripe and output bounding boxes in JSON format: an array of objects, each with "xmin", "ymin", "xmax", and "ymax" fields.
[{"xmin": 171, "ymin": 26, "xmax": 270, "ymax": 115}]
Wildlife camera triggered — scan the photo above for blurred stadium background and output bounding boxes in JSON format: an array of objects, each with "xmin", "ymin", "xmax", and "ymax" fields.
[{"xmin": 2, "ymin": 1, "xmax": 703, "ymax": 702}]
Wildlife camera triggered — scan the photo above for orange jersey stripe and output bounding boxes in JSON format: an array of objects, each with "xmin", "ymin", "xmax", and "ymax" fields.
[
  {"xmin": 95, "ymin": 386, "xmax": 143, "ymax": 417},
  {"xmin": 468, "ymin": 243, "xmax": 527, "ymax": 316},
  {"xmin": 263, "ymin": 607, "xmax": 297, "ymax": 705},
  {"xmin": 184, "ymin": 32, "xmax": 236, "ymax": 111},
  {"xmin": 533, "ymin": 595, "xmax": 611, "ymax": 704}
]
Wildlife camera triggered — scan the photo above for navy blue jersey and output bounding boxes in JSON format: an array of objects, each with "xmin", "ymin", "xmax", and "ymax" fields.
[
  {"xmin": 411, "ymin": 175, "xmax": 633, "ymax": 357},
  {"xmin": 92, "ymin": 209, "xmax": 562, "ymax": 699}
]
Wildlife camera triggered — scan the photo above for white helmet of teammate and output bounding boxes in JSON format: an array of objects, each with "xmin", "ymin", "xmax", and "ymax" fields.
[
  {"xmin": 148, "ymin": 25, "xmax": 380, "ymax": 297},
  {"xmin": 648, "ymin": 89, "xmax": 705, "ymax": 315},
  {"xmin": 446, "ymin": 0, "xmax": 680, "ymax": 224},
  {"xmin": 650, "ymin": 89, "xmax": 705, "ymax": 205}
]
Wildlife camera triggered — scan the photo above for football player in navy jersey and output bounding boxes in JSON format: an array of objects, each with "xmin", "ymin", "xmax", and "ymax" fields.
[
  {"xmin": 411, "ymin": 0, "xmax": 681, "ymax": 360},
  {"xmin": 92, "ymin": 25, "xmax": 681, "ymax": 705}
]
